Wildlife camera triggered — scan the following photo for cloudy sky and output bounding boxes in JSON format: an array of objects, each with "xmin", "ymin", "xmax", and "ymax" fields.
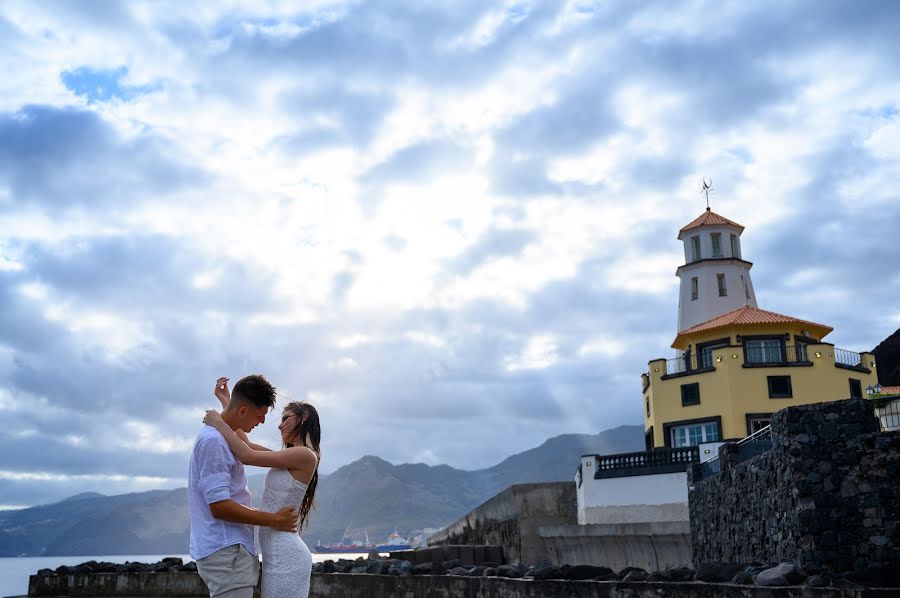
[{"xmin": 1, "ymin": 0, "xmax": 899, "ymax": 509}]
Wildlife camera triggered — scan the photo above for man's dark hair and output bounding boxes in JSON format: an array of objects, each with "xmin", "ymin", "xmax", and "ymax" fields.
[{"xmin": 231, "ymin": 374, "xmax": 277, "ymax": 409}]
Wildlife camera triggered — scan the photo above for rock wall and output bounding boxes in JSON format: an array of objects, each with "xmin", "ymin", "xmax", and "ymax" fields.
[
  {"xmin": 689, "ymin": 399, "xmax": 900, "ymax": 572},
  {"xmin": 25, "ymin": 570, "xmax": 898, "ymax": 598}
]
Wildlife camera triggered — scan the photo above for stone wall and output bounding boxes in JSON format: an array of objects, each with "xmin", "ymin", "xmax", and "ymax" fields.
[
  {"xmin": 24, "ymin": 571, "xmax": 900, "ymax": 598},
  {"xmin": 689, "ymin": 398, "xmax": 900, "ymax": 573}
]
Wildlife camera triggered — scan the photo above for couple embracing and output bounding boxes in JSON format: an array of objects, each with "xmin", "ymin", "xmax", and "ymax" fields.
[{"xmin": 187, "ymin": 374, "xmax": 321, "ymax": 598}]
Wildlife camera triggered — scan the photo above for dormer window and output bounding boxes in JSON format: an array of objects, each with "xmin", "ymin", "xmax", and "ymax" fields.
[
  {"xmin": 711, "ymin": 233, "xmax": 723, "ymax": 257},
  {"xmin": 691, "ymin": 236, "xmax": 701, "ymax": 261}
]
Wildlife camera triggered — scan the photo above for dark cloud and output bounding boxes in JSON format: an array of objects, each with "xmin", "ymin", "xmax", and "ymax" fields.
[{"xmin": 0, "ymin": 106, "xmax": 204, "ymax": 210}]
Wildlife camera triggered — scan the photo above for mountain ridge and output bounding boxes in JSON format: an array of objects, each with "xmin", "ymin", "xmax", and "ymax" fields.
[{"xmin": 0, "ymin": 426, "xmax": 644, "ymax": 556}]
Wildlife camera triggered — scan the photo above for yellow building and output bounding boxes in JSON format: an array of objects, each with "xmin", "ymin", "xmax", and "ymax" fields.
[{"xmin": 642, "ymin": 211, "xmax": 878, "ymax": 452}]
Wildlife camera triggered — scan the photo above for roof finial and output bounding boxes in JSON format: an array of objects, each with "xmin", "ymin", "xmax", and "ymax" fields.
[{"xmin": 699, "ymin": 177, "xmax": 713, "ymax": 211}]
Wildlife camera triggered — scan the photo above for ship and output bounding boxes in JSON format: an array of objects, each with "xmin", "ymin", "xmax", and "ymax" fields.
[{"xmin": 314, "ymin": 527, "xmax": 412, "ymax": 554}]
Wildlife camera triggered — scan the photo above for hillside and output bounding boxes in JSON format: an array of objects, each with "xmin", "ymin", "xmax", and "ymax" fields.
[{"xmin": 0, "ymin": 425, "xmax": 643, "ymax": 556}]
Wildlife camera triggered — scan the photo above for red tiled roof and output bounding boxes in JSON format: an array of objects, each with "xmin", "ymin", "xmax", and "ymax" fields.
[
  {"xmin": 678, "ymin": 209, "xmax": 745, "ymax": 238},
  {"xmin": 880, "ymin": 386, "xmax": 900, "ymax": 396},
  {"xmin": 673, "ymin": 305, "xmax": 833, "ymax": 348}
]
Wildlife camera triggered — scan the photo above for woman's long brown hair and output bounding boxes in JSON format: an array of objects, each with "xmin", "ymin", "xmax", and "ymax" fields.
[{"xmin": 283, "ymin": 401, "xmax": 321, "ymax": 532}]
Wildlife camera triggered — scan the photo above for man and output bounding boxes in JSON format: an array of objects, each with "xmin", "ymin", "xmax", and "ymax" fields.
[{"xmin": 188, "ymin": 374, "xmax": 298, "ymax": 598}]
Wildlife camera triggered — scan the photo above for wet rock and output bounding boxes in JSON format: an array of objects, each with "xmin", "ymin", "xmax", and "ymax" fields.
[
  {"xmin": 412, "ymin": 563, "xmax": 433, "ymax": 575},
  {"xmin": 731, "ymin": 570, "xmax": 755, "ymax": 585},
  {"xmin": 366, "ymin": 560, "xmax": 385, "ymax": 575},
  {"xmin": 495, "ymin": 564, "xmax": 525, "ymax": 578},
  {"xmin": 483, "ymin": 567, "xmax": 497, "ymax": 577}
]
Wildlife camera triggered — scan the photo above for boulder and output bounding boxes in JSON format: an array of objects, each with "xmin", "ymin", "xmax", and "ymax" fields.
[
  {"xmin": 495, "ymin": 564, "xmax": 524, "ymax": 578},
  {"xmin": 483, "ymin": 567, "xmax": 497, "ymax": 577},
  {"xmin": 694, "ymin": 561, "xmax": 745, "ymax": 582},
  {"xmin": 366, "ymin": 560, "xmax": 385, "ymax": 575},
  {"xmin": 848, "ymin": 565, "xmax": 900, "ymax": 588},
  {"xmin": 412, "ymin": 563, "xmax": 433, "ymax": 575},
  {"xmin": 731, "ymin": 571, "xmax": 755, "ymax": 585},
  {"xmin": 756, "ymin": 563, "xmax": 806, "ymax": 586}
]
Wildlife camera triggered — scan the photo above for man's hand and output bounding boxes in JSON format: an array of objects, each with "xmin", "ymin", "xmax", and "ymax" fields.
[
  {"xmin": 214, "ymin": 377, "xmax": 230, "ymax": 405},
  {"xmin": 271, "ymin": 506, "xmax": 299, "ymax": 533}
]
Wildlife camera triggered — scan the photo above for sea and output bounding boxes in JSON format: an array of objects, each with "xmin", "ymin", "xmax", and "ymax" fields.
[{"xmin": 0, "ymin": 552, "xmax": 369, "ymax": 598}]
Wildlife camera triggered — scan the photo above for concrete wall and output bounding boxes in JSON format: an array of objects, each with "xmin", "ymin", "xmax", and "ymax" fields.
[
  {"xmin": 539, "ymin": 520, "xmax": 691, "ymax": 572},
  {"xmin": 427, "ymin": 482, "xmax": 575, "ymax": 565},
  {"xmin": 576, "ymin": 463, "xmax": 688, "ymax": 525}
]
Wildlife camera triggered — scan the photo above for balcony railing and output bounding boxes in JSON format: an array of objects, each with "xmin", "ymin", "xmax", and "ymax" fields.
[
  {"xmin": 592, "ymin": 446, "xmax": 699, "ymax": 479},
  {"xmin": 835, "ymin": 348, "xmax": 863, "ymax": 368},
  {"xmin": 699, "ymin": 425, "xmax": 772, "ymax": 481},
  {"xmin": 665, "ymin": 353, "xmax": 712, "ymax": 376},
  {"xmin": 873, "ymin": 397, "xmax": 900, "ymax": 432},
  {"xmin": 743, "ymin": 344, "xmax": 810, "ymax": 366}
]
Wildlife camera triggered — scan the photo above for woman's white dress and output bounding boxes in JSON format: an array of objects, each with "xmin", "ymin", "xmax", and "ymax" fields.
[{"xmin": 258, "ymin": 469, "xmax": 312, "ymax": 598}]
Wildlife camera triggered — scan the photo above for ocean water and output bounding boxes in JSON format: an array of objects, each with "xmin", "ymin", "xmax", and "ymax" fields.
[{"xmin": 0, "ymin": 552, "xmax": 369, "ymax": 597}]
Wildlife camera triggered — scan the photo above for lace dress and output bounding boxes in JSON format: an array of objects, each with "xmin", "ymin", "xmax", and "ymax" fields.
[{"xmin": 258, "ymin": 469, "xmax": 312, "ymax": 598}]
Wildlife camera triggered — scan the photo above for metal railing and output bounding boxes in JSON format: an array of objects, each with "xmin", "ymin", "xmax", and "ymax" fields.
[
  {"xmin": 744, "ymin": 344, "xmax": 809, "ymax": 365},
  {"xmin": 698, "ymin": 425, "xmax": 772, "ymax": 481},
  {"xmin": 592, "ymin": 446, "xmax": 699, "ymax": 479},
  {"xmin": 873, "ymin": 397, "xmax": 900, "ymax": 432},
  {"xmin": 665, "ymin": 353, "xmax": 712, "ymax": 375},
  {"xmin": 834, "ymin": 348, "xmax": 863, "ymax": 368}
]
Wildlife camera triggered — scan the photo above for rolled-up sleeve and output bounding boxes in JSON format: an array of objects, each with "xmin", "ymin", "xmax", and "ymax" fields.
[{"xmin": 195, "ymin": 438, "xmax": 233, "ymax": 504}]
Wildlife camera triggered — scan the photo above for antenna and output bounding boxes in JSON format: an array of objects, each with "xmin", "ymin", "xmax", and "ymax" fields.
[{"xmin": 699, "ymin": 178, "xmax": 713, "ymax": 210}]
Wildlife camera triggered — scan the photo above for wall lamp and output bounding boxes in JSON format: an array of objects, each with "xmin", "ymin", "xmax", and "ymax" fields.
[
  {"xmin": 815, "ymin": 351, "xmax": 822, "ymax": 358},
  {"xmin": 716, "ymin": 356, "xmax": 723, "ymax": 363}
]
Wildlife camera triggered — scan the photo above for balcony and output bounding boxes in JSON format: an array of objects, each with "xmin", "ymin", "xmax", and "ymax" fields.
[
  {"xmin": 834, "ymin": 348, "xmax": 871, "ymax": 373},
  {"xmin": 662, "ymin": 353, "xmax": 715, "ymax": 379},
  {"xmin": 742, "ymin": 344, "xmax": 811, "ymax": 368},
  {"xmin": 588, "ymin": 446, "xmax": 700, "ymax": 480}
]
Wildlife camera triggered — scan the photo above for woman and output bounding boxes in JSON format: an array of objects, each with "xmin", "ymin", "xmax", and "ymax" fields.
[{"xmin": 206, "ymin": 377, "xmax": 320, "ymax": 598}]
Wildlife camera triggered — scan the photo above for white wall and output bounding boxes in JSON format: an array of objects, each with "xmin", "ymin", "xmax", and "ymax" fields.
[{"xmin": 577, "ymin": 456, "xmax": 690, "ymax": 525}]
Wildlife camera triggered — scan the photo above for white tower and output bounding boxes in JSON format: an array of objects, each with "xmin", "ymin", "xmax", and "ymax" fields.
[{"xmin": 676, "ymin": 208, "xmax": 757, "ymax": 333}]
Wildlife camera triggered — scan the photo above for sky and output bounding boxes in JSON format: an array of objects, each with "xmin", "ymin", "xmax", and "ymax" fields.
[{"xmin": 1, "ymin": 0, "xmax": 899, "ymax": 509}]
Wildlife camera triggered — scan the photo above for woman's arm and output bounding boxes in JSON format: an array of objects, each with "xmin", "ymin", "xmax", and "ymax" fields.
[
  {"xmin": 204, "ymin": 410, "xmax": 317, "ymax": 471},
  {"xmin": 214, "ymin": 377, "xmax": 272, "ymax": 452}
]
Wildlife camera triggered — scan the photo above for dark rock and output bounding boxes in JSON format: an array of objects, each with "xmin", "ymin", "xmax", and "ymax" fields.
[
  {"xmin": 495, "ymin": 564, "xmax": 524, "ymax": 578},
  {"xmin": 321, "ymin": 560, "xmax": 336, "ymax": 574},
  {"xmin": 161, "ymin": 557, "xmax": 183, "ymax": 566},
  {"xmin": 349, "ymin": 565, "xmax": 368, "ymax": 574},
  {"xmin": 756, "ymin": 563, "xmax": 806, "ymax": 586},
  {"xmin": 481, "ymin": 561, "xmax": 499, "ymax": 568},
  {"xmin": 412, "ymin": 563, "xmax": 433, "ymax": 575},
  {"xmin": 622, "ymin": 570, "xmax": 649, "ymax": 582},
  {"xmin": 367, "ymin": 549, "xmax": 381, "ymax": 560},
  {"xmin": 731, "ymin": 571, "xmax": 755, "ymax": 585},
  {"xmin": 648, "ymin": 565, "xmax": 695, "ymax": 582},
  {"xmin": 532, "ymin": 566, "xmax": 562, "ymax": 581},
  {"xmin": 483, "ymin": 567, "xmax": 497, "ymax": 577},
  {"xmin": 447, "ymin": 566, "xmax": 469, "ymax": 576},
  {"xmin": 443, "ymin": 559, "xmax": 462, "ymax": 569},
  {"xmin": 36, "ymin": 568, "xmax": 54, "ymax": 577},
  {"xmin": 178, "ymin": 562, "xmax": 197, "ymax": 572},
  {"xmin": 594, "ymin": 573, "xmax": 620, "ymax": 581},
  {"xmin": 618, "ymin": 566, "xmax": 646, "ymax": 576},
  {"xmin": 694, "ymin": 561, "xmax": 745, "ymax": 582},
  {"xmin": 804, "ymin": 573, "xmax": 832, "ymax": 587},
  {"xmin": 565, "ymin": 565, "xmax": 614, "ymax": 580},
  {"xmin": 366, "ymin": 560, "xmax": 385, "ymax": 575},
  {"xmin": 848, "ymin": 565, "xmax": 900, "ymax": 587},
  {"xmin": 530, "ymin": 559, "xmax": 553, "ymax": 570}
]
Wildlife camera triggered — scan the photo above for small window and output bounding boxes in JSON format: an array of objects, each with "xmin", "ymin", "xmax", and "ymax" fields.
[
  {"xmin": 711, "ymin": 233, "xmax": 723, "ymax": 257},
  {"xmin": 745, "ymin": 339, "xmax": 784, "ymax": 363},
  {"xmin": 768, "ymin": 375, "xmax": 793, "ymax": 398},
  {"xmin": 646, "ymin": 397, "xmax": 651, "ymax": 417},
  {"xmin": 691, "ymin": 277, "xmax": 698, "ymax": 300},
  {"xmin": 681, "ymin": 382, "xmax": 700, "ymax": 406},
  {"xmin": 717, "ymin": 273, "xmax": 727, "ymax": 297},
  {"xmin": 730, "ymin": 234, "xmax": 739, "ymax": 258},
  {"xmin": 742, "ymin": 275, "xmax": 750, "ymax": 300},
  {"xmin": 691, "ymin": 236, "xmax": 701, "ymax": 261},
  {"xmin": 849, "ymin": 378, "xmax": 862, "ymax": 399}
]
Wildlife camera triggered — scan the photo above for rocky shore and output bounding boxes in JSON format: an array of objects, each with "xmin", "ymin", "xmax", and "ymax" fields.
[{"xmin": 313, "ymin": 554, "xmax": 899, "ymax": 589}]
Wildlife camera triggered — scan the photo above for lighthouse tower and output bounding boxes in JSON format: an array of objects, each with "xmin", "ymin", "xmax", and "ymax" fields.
[{"xmin": 676, "ymin": 208, "xmax": 757, "ymax": 333}]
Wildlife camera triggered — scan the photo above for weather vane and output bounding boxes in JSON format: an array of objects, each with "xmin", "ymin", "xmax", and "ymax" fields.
[{"xmin": 699, "ymin": 177, "xmax": 713, "ymax": 210}]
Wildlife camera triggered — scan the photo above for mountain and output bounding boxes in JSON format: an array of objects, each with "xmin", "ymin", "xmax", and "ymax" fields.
[
  {"xmin": 0, "ymin": 425, "xmax": 643, "ymax": 556},
  {"xmin": 872, "ymin": 327, "xmax": 900, "ymax": 386}
]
